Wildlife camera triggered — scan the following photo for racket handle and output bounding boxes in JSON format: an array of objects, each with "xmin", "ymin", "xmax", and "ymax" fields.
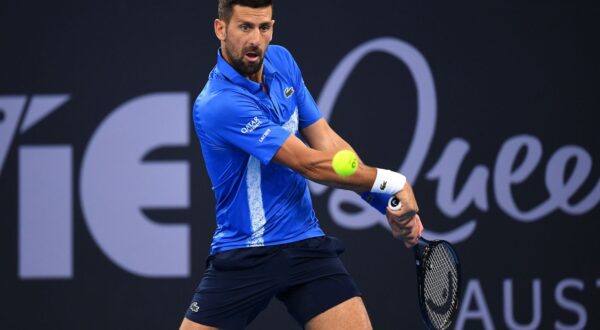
[{"xmin": 387, "ymin": 196, "xmax": 402, "ymax": 211}]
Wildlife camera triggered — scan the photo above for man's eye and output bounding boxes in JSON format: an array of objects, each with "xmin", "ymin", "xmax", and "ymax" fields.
[
  {"xmin": 260, "ymin": 25, "xmax": 271, "ymax": 32},
  {"xmin": 240, "ymin": 24, "xmax": 250, "ymax": 31}
]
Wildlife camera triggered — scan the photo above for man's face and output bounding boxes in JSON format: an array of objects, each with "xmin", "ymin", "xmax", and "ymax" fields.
[{"xmin": 216, "ymin": 5, "xmax": 274, "ymax": 78}]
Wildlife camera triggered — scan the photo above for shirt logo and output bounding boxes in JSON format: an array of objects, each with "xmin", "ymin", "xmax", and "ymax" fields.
[
  {"xmin": 284, "ymin": 87, "xmax": 295, "ymax": 98},
  {"xmin": 190, "ymin": 302, "xmax": 199, "ymax": 313},
  {"xmin": 241, "ymin": 116, "xmax": 262, "ymax": 134}
]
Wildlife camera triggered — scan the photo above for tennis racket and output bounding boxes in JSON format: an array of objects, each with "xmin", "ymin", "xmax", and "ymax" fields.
[{"xmin": 388, "ymin": 196, "xmax": 461, "ymax": 330}]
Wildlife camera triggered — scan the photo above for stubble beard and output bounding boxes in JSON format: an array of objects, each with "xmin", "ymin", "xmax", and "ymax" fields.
[{"xmin": 223, "ymin": 44, "xmax": 264, "ymax": 77}]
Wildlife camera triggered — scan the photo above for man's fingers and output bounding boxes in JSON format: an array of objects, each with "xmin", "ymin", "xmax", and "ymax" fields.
[
  {"xmin": 404, "ymin": 215, "xmax": 424, "ymax": 247},
  {"xmin": 389, "ymin": 210, "xmax": 417, "ymax": 224},
  {"xmin": 403, "ymin": 230, "xmax": 420, "ymax": 247},
  {"xmin": 404, "ymin": 237, "xmax": 418, "ymax": 248},
  {"xmin": 414, "ymin": 215, "xmax": 423, "ymax": 238},
  {"xmin": 392, "ymin": 227, "xmax": 411, "ymax": 238},
  {"xmin": 386, "ymin": 181, "xmax": 422, "ymax": 247},
  {"xmin": 388, "ymin": 213, "xmax": 423, "ymax": 245}
]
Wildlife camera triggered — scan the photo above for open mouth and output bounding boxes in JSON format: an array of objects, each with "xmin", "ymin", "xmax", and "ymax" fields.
[{"xmin": 245, "ymin": 51, "xmax": 260, "ymax": 62}]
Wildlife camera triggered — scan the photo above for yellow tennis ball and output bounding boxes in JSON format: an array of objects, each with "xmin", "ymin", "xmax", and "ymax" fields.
[{"xmin": 332, "ymin": 150, "xmax": 358, "ymax": 176}]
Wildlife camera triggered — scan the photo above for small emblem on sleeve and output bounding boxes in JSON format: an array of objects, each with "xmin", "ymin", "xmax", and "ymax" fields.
[
  {"xmin": 259, "ymin": 128, "xmax": 272, "ymax": 143},
  {"xmin": 190, "ymin": 302, "xmax": 199, "ymax": 312},
  {"xmin": 284, "ymin": 87, "xmax": 295, "ymax": 98}
]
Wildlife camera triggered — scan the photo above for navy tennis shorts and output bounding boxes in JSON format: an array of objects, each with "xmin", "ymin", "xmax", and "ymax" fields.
[{"xmin": 184, "ymin": 236, "xmax": 361, "ymax": 329}]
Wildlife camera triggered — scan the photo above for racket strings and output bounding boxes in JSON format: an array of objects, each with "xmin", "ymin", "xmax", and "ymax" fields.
[{"xmin": 422, "ymin": 244, "xmax": 459, "ymax": 329}]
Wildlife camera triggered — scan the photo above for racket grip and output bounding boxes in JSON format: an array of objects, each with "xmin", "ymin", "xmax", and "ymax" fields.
[{"xmin": 388, "ymin": 196, "xmax": 402, "ymax": 211}]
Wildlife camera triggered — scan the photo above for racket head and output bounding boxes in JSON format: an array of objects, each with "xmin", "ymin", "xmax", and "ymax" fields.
[{"xmin": 414, "ymin": 238, "xmax": 461, "ymax": 330}]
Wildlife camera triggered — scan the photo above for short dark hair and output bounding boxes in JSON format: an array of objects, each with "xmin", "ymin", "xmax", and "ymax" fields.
[{"xmin": 218, "ymin": 0, "xmax": 273, "ymax": 23}]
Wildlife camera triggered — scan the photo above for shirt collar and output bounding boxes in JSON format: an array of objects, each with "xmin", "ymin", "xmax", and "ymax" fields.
[{"xmin": 216, "ymin": 48, "xmax": 278, "ymax": 94}]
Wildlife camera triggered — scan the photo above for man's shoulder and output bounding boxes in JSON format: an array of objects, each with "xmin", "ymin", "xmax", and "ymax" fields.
[
  {"xmin": 266, "ymin": 44, "xmax": 293, "ymax": 58},
  {"xmin": 193, "ymin": 83, "xmax": 258, "ymax": 129},
  {"xmin": 266, "ymin": 45, "xmax": 296, "ymax": 70},
  {"xmin": 196, "ymin": 70, "xmax": 247, "ymax": 105},
  {"xmin": 195, "ymin": 85, "xmax": 247, "ymax": 114}
]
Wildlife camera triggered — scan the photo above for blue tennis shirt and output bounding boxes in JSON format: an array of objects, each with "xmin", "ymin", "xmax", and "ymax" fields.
[{"xmin": 193, "ymin": 45, "xmax": 325, "ymax": 254}]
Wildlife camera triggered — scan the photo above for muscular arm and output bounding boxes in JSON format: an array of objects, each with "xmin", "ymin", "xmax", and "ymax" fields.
[
  {"xmin": 273, "ymin": 118, "xmax": 423, "ymax": 247},
  {"xmin": 300, "ymin": 118, "xmax": 353, "ymax": 153},
  {"xmin": 272, "ymin": 119, "xmax": 376, "ymax": 192}
]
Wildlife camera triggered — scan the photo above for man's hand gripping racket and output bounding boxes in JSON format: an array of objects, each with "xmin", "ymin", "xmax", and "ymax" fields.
[{"xmin": 388, "ymin": 196, "xmax": 462, "ymax": 330}]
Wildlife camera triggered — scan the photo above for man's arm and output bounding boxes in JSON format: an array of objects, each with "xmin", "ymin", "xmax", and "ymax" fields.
[
  {"xmin": 272, "ymin": 128, "xmax": 376, "ymax": 192},
  {"xmin": 272, "ymin": 118, "xmax": 423, "ymax": 247},
  {"xmin": 300, "ymin": 118, "xmax": 356, "ymax": 156}
]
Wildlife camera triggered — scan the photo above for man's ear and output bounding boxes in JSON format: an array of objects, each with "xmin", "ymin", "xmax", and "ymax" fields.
[
  {"xmin": 214, "ymin": 19, "xmax": 226, "ymax": 41},
  {"xmin": 270, "ymin": 19, "xmax": 275, "ymax": 42}
]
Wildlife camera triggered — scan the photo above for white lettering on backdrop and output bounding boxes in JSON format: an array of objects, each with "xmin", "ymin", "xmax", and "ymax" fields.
[{"xmin": 311, "ymin": 37, "xmax": 599, "ymax": 243}]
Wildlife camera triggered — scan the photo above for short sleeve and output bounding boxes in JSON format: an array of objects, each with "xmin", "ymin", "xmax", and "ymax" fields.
[
  {"xmin": 295, "ymin": 82, "xmax": 322, "ymax": 129},
  {"xmin": 199, "ymin": 90, "xmax": 291, "ymax": 165}
]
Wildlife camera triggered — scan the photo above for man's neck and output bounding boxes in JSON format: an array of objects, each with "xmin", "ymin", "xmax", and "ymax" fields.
[{"xmin": 247, "ymin": 68, "xmax": 264, "ymax": 84}]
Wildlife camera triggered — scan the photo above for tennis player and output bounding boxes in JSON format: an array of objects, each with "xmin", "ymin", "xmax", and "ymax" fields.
[{"xmin": 180, "ymin": 1, "xmax": 424, "ymax": 329}]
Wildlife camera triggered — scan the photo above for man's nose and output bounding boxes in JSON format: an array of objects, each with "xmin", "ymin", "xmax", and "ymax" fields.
[{"xmin": 248, "ymin": 27, "xmax": 260, "ymax": 45}]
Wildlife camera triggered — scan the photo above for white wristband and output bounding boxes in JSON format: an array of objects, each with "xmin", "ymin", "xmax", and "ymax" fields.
[{"xmin": 371, "ymin": 169, "xmax": 406, "ymax": 195}]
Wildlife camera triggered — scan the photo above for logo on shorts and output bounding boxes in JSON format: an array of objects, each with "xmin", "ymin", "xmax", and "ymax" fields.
[
  {"xmin": 190, "ymin": 302, "xmax": 199, "ymax": 312},
  {"xmin": 284, "ymin": 87, "xmax": 295, "ymax": 98}
]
